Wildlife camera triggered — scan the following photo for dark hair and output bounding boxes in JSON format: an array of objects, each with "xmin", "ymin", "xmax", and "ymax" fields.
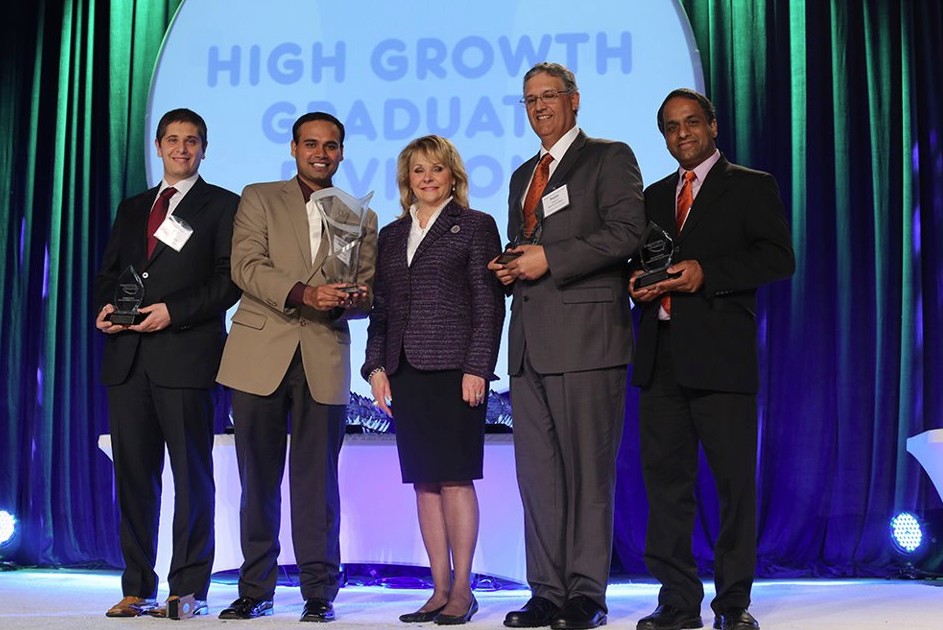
[
  {"xmin": 156, "ymin": 108, "xmax": 208, "ymax": 148},
  {"xmin": 292, "ymin": 112, "xmax": 346, "ymax": 145},
  {"xmin": 657, "ymin": 89, "xmax": 717, "ymax": 134}
]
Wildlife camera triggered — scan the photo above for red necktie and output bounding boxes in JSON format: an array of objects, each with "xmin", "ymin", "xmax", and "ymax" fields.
[
  {"xmin": 147, "ymin": 187, "xmax": 177, "ymax": 257},
  {"xmin": 521, "ymin": 153, "xmax": 554, "ymax": 238},
  {"xmin": 661, "ymin": 171, "xmax": 696, "ymax": 315}
]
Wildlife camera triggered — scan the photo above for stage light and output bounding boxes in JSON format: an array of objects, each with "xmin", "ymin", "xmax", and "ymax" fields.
[
  {"xmin": 0, "ymin": 510, "xmax": 19, "ymax": 561},
  {"xmin": 890, "ymin": 512, "xmax": 924, "ymax": 555},
  {"xmin": 888, "ymin": 510, "xmax": 943, "ymax": 579}
]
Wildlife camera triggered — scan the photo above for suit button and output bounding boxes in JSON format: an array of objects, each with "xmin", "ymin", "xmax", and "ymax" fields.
[
  {"xmin": 522, "ymin": 295, "xmax": 529, "ymax": 302},
  {"xmin": 141, "ymin": 272, "xmax": 149, "ymax": 279},
  {"xmin": 300, "ymin": 319, "xmax": 306, "ymax": 327}
]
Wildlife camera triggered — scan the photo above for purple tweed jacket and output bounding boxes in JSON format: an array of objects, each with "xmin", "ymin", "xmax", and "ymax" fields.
[{"xmin": 362, "ymin": 200, "xmax": 505, "ymax": 381}]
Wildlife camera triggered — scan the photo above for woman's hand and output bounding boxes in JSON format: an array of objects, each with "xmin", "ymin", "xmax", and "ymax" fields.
[
  {"xmin": 462, "ymin": 374, "xmax": 487, "ymax": 408},
  {"xmin": 370, "ymin": 369, "xmax": 393, "ymax": 416}
]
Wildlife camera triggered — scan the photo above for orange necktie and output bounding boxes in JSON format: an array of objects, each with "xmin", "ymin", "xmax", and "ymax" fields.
[
  {"xmin": 147, "ymin": 187, "xmax": 177, "ymax": 257},
  {"xmin": 521, "ymin": 153, "xmax": 554, "ymax": 238},
  {"xmin": 661, "ymin": 171, "xmax": 696, "ymax": 315}
]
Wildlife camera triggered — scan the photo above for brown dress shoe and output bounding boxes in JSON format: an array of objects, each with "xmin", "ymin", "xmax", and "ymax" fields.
[{"xmin": 105, "ymin": 596, "xmax": 158, "ymax": 617}]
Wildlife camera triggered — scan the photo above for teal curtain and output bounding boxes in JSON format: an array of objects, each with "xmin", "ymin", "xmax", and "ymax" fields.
[
  {"xmin": 1, "ymin": 0, "xmax": 941, "ymax": 576},
  {"xmin": 615, "ymin": 0, "xmax": 943, "ymax": 576},
  {"xmin": 0, "ymin": 0, "xmax": 181, "ymax": 566}
]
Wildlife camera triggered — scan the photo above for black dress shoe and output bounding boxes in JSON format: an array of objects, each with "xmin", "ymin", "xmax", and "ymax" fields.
[
  {"xmin": 434, "ymin": 595, "xmax": 478, "ymax": 625},
  {"xmin": 550, "ymin": 595, "xmax": 606, "ymax": 629},
  {"xmin": 218, "ymin": 596, "xmax": 274, "ymax": 620},
  {"xmin": 712, "ymin": 609, "xmax": 758, "ymax": 630},
  {"xmin": 301, "ymin": 598, "xmax": 335, "ymax": 623},
  {"xmin": 400, "ymin": 604, "xmax": 446, "ymax": 623},
  {"xmin": 637, "ymin": 604, "xmax": 703, "ymax": 630},
  {"xmin": 504, "ymin": 596, "xmax": 561, "ymax": 627}
]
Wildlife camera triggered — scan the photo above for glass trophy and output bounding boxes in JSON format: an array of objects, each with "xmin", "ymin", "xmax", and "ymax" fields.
[
  {"xmin": 516, "ymin": 212, "xmax": 543, "ymax": 246},
  {"xmin": 496, "ymin": 213, "xmax": 543, "ymax": 264},
  {"xmin": 108, "ymin": 265, "xmax": 146, "ymax": 324},
  {"xmin": 312, "ymin": 187, "xmax": 373, "ymax": 293},
  {"xmin": 635, "ymin": 221, "xmax": 681, "ymax": 289}
]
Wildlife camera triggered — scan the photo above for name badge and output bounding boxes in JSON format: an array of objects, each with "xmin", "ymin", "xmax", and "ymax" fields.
[
  {"xmin": 542, "ymin": 184, "xmax": 570, "ymax": 217},
  {"xmin": 155, "ymin": 214, "xmax": 193, "ymax": 252}
]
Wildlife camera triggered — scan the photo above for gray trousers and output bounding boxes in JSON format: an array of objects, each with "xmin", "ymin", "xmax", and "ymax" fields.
[{"xmin": 510, "ymin": 351, "xmax": 627, "ymax": 610}]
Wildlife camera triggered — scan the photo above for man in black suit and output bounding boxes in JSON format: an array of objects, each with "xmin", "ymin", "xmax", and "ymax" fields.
[
  {"xmin": 489, "ymin": 62, "xmax": 645, "ymax": 630},
  {"xmin": 95, "ymin": 108, "xmax": 240, "ymax": 619},
  {"xmin": 629, "ymin": 90, "xmax": 795, "ymax": 630}
]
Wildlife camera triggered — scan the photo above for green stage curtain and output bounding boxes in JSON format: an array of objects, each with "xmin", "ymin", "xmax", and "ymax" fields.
[
  {"xmin": 1, "ymin": 1, "xmax": 941, "ymax": 577},
  {"xmin": 0, "ymin": 0, "xmax": 181, "ymax": 567},
  {"xmin": 615, "ymin": 0, "xmax": 943, "ymax": 576}
]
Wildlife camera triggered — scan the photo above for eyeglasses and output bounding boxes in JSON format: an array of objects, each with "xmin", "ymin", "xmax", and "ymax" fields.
[{"xmin": 519, "ymin": 89, "xmax": 572, "ymax": 108}]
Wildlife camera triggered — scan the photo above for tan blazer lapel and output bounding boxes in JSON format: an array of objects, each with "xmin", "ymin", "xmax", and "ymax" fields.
[
  {"xmin": 282, "ymin": 180, "xmax": 315, "ymax": 270},
  {"xmin": 308, "ymin": 230, "xmax": 331, "ymax": 284}
]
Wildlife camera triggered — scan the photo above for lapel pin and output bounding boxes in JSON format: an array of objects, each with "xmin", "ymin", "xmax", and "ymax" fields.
[{"xmin": 450, "ymin": 225, "xmax": 461, "ymax": 233}]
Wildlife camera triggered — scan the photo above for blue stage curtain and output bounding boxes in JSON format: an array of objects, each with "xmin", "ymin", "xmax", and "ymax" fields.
[
  {"xmin": 1, "ymin": 0, "xmax": 941, "ymax": 578},
  {"xmin": 0, "ymin": 0, "xmax": 182, "ymax": 567}
]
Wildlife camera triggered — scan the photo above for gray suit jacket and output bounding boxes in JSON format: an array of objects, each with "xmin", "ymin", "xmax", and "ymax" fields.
[{"xmin": 506, "ymin": 130, "xmax": 645, "ymax": 375}]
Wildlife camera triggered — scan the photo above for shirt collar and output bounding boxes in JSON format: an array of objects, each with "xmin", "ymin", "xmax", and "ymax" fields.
[
  {"xmin": 539, "ymin": 125, "xmax": 581, "ymax": 163},
  {"xmin": 409, "ymin": 196, "xmax": 453, "ymax": 224},
  {"xmin": 679, "ymin": 148, "xmax": 721, "ymax": 183},
  {"xmin": 159, "ymin": 172, "xmax": 199, "ymax": 197},
  {"xmin": 297, "ymin": 176, "xmax": 317, "ymax": 202}
]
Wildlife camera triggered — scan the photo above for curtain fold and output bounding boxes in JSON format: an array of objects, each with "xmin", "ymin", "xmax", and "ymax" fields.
[
  {"xmin": 614, "ymin": 0, "xmax": 942, "ymax": 577},
  {"xmin": 0, "ymin": 0, "xmax": 941, "ymax": 576},
  {"xmin": 0, "ymin": 0, "xmax": 181, "ymax": 566}
]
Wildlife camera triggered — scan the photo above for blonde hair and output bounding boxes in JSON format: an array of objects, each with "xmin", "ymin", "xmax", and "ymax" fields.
[{"xmin": 396, "ymin": 135, "xmax": 470, "ymax": 216}]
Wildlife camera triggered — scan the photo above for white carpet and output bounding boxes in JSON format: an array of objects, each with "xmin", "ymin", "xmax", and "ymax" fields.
[{"xmin": 0, "ymin": 569, "xmax": 940, "ymax": 629}]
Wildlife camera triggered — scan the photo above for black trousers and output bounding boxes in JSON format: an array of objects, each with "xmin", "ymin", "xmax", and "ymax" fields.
[
  {"xmin": 639, "ymin": 323, "xmax": 758, "ymax": 614},
  {"xmin": 108, "ymin": 353, "xmax": 216, "ymax": 600},
  {"xmin": 231, "ymin": 348, "xmax": 346, "ymax": 601}
]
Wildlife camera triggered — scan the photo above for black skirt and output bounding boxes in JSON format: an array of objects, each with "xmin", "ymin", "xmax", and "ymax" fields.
[{"xmin": 388, "ymin": 356, "xmax": 485, "ymax": 483}]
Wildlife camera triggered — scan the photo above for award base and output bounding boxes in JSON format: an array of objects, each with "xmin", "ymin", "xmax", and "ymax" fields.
[
  {"xmin": 635, "ymin": 268, "xmax": 681, "ymax": 289},
  {"xmin": 106, "ymin": 311, "xmax": 146, "ymax": 325},
  {"xmin": 495, "ymin": 250, "xmax": 522, "ymax": 265},
  {"xmin": 167, "ymin": 594, "xmax": 199, "ymax": 620}
]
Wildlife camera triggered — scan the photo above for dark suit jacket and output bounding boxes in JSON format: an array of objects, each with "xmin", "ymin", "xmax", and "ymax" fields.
[
  {"xmin": 363, "ymin": 201, "xmax": 505, "ymax": 380},
  {"xmin": 506, "ymin": 130, "xmax": 646, "ymax": 375},
  {"xmin": 95, "ymin": 177, "xmax": 241, "ymax": 388},
  {"xmin": 631, "ymin": 155, "xmax": 795, "ymax": 393}
]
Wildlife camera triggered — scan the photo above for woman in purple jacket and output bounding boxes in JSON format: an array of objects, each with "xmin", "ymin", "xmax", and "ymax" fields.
[{"xmin": 363, "ymin": 135, "xmax": 505, "ymax": 625}]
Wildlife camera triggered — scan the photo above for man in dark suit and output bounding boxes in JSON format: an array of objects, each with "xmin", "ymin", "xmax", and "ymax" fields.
[
  {"xmin": 489, "ymin": 62, "xmax": 645, "ymax": 629},
  {"xmin": 95, "ymin": 108, "xmax": 240, "ymax": 619},
  {"xmin": 215, "ymin": 112, "xmax": 377, "ymax": 623},
  {"xmin": 629, "ymin": 90, "xmax": 795, "ymax": 630}
]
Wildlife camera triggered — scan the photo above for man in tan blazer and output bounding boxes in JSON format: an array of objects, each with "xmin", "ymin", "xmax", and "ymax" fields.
[{"xmin": 216, "ymin": 112, "xmax": 377, "ymax": 623}]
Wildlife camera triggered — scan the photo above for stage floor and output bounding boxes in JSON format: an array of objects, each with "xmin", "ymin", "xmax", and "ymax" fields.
[{"xmin": 0, "ymin": 569, "xmax": 940, "ymax": 629}]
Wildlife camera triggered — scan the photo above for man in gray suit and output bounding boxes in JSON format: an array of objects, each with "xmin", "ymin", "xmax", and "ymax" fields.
[{"xmin": 489, "ymin": 62, "xmax": 645, "ymax": 629}]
